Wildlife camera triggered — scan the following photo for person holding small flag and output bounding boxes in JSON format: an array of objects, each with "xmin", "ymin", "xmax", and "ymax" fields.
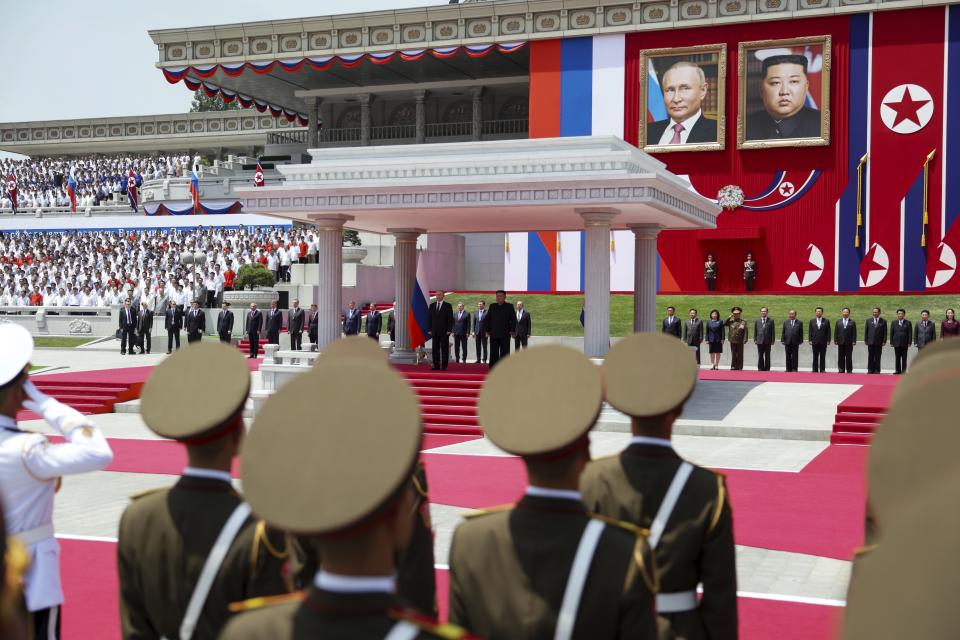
[{"xmin": 253, "ymin": 161, "xmax": 265, "ymax": 188}]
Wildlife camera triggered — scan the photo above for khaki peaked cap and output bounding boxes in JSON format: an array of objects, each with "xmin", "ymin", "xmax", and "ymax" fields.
[{"xmin": 603, "ymin": 333, "xmax": 698, "ymax": 417}]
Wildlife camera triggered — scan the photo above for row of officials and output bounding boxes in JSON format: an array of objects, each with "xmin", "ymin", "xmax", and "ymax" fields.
[{"xmin": 0, "ymin": 322, "xmax": 736, "ymax": 640}]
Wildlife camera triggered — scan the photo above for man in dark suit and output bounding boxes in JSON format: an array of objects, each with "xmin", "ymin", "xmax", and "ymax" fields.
[
  {"xmin": 514, "ymin": 301, "xmax": 531, "ymax": 351},
  {"xmin": 808, "ymin": 306, "xmax": 831, "ymax": 373},
  {"xmin": 119, "ymin": 298, "xmax": 138, "ymax": 355},
  {"xmin": 246, "ymin": 303, "xmax": 263, "ymax": 359},
  {"xmin": 265, "ymin": 301, "xmax": 283, "ymax": 345},
  {"xmin": 287, "ymin": 299, "xmax": 305, "ymax": 350},
  {"xmin": 646, "ymin": 61, "xmax": 718, "ymax": 146},
  {"xmin": 889, "ymin": 308, "xmax": 912, "ymax": 374},
  {"xmin": 137, "ymin": 301, "xmax": 153, "ymax": 354},
  {"xmin": 486, "ymin": 290, "xmax": 516, "ymax": 369},
  {"xmin": 428, "ymin": 291, "xmax": 454, "ymax": 370},
  {"xmin": 164, "ymin": 300, "xmax": 182, "ymax": 354},
  {"xmin": 915, "ymin": 309, "xmax": 937, "ymax": 351},
  {"xmin": 216, "ymin": 302, "xmax": 234, "ymax": 344},
  {"xmin": 364, "ymin": 303, "xmax": 382, "ymax": 342},
  {"xmin": 387, "ymin": 299, "xmax": 396, "ymax": 342},
  {"xmin": 754, "ymin": 307, "xmax": 775, "ymax": 371},
  {"xmin": 746, "ymin": 55, "xmax": 822, "ymax": 140},
  {"xmin": 452, "ymin": 302, "xmax": 471, "ymax": 363},
  {"xmin": 473, "ymin": 300, "xmax": 489, "ymax": 364},
  {"xmin": 835, "ymin": 307, "xmax": 857, "ymax": 373},
  {"xmin": 185, "ymin": 300, "xmax": 205, "ymax": 344},
  {"xmin": 307, "ymin": 303, "xmax": 318, "ymax": 347},
  {"xmin": 683, "ymin": 308, "xmax": 704, "ymax": 364},
  {"xmin": 342, "ymin": 300, "xmax": 361, "ymax": 336},
  {"xmin": 864, "ymin": 307, "xmax": 887, "ymax": 374},
  {"xmin": 662, "ymin": 306, "xmax": 681, "ymax": 338},
  {"xmin": 781, "ymin": 309, "xmax": 803, "ymax": 372}
]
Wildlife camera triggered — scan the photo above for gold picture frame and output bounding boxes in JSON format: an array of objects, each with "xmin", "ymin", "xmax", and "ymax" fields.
[
  {"xmin": 737, "ymin": 35, "xmax": 832, "ymax": 149},
  {"xmin": 639, "ymin": 44, "xmax": 727, "ymax": 153}
]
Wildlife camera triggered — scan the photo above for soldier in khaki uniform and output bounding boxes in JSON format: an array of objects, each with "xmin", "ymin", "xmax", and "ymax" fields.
[
  {"xmin": 220, "ymin": 359, "xmax": 472, "ymax": 639},
  {"xmin": 117, "ymin": 344, "xmax": 291, "ymax": 640},
  {"xmin": 724, "ymin": 306, "xmax": 748, "ymax": 370},
  {"xmin": 845, "ymin": 360, "xmax": 960, "ymax": 639},
  {"xmin": 448, "ymin": 345, "xmax": 658, "ymax": 640},
  {"xmin": 581, "ymin": 333, "xmax": 737, "ymax": 640}
]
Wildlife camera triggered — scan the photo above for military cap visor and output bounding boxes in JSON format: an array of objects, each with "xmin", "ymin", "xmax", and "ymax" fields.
[
  {"xmin": 241, "ymin": 362, "xmax": 421, "ymax": 534},
  {"xmin": 0, "ymin": 324, "xmax": 33, "ymax": 389},
  {"xmin": 478, "ymin": 346, "xmax": 603, "ymax": 456},
  {"xmin": 140, "ymin": 343, "xmax": 250, "ymax": 441},
  {"xmin": 603, "ymin": 333, "xmax": 698, "ymax": 417}
]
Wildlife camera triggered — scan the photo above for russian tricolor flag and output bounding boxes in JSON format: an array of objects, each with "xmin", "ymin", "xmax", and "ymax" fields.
[
  {"xmin": 408, "ymin": 250, "xmax": 431, "ymax": 349},
  {"xmin": 190, "ymin": 158, "xmax": 201, "ymax": 214},
  {"xmin": 66, "ymin": 170, "xmax": 77, "ymax": 213}
]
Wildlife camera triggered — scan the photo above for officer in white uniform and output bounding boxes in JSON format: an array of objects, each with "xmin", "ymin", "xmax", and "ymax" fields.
[{"xmin": 0, "ymin": 324, "xmax": 114, "ymax": 640}]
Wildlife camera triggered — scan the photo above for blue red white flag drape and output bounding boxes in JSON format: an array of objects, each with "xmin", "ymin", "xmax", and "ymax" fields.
[
  {"xmin": 127, "ymin": 170, "xmax": 140, "ymax": 213},
  {"xmin": 409, "ymin": 250, "xmax": 431, "ymax": 349},
  {"xmin": 143, "ymin": 200, "xmax": 243, "ymax": 216},
  {"xmin": 190, "ymin": 159, "xmax": 201, "ymax": 214},
  {"xmin": 7, "ymin": 175, "xmax": 17, "ymax": 214},
  {"xmin": 66, "ymin": 170, "xmax": 77, "ymax": 213}
]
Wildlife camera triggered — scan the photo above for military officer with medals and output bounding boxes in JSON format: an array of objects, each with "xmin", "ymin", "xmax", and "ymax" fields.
[
  {"xmin": 117, "ymin": 343, "xmax": 291, "ymax": 640},
  {"xmin": 448, "ymin": 345, "xmax": 659, "ymax": 639},
  {"xmin": 220, "ymin": 359, "xmax": 472, "ymax": 639},
  {"xmin": 581, "ymin": 333, "xmax": 737, "ymax": 640},
  {"xmin": 0, "ymin": 324, "xmax": 114, "ymax": 640}
]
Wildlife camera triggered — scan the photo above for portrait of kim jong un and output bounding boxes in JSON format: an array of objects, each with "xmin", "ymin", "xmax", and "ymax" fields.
[
  {"xmin": 639, "ymin": 44, "xmax": 726, "ymax": 153},
  {"xmin": 739, "ymin": 36, "xmax": 832, "ymax": 149}
]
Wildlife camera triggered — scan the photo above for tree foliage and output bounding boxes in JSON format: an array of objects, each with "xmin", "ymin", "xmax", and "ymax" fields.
[
  {"xmin": 190, "ymin": 90, "xmax": 240, "ymax": 113},
  {"xmin": 235, "ymin": 264, "xmax": 276, "ymax": 290},
  {"xmin": 342, "ymin": 230, "xmax": 362, "ymax": 246}
]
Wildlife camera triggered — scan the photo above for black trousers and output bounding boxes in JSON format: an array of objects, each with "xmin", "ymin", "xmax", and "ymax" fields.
[
  {"xmin": 29, "ymin": 605, "xmax": 61, "ymax": 640},
  {"xmin": 474, "ymin": 334, "xmax": 488, "ymax": 362},
  {"xmin": 139, "ymin": 331, "xmax": 151, "ymax": 354},
  {"xmin": 187, "ymin": 331, "xmax": 202, "ymax": 344},
  {"xmin": 248, "ymin": 333, "xmax": 260, "ymax": 357},
  {"xmin": 267, "ymin": 331, "xmax": 280, "ymax": 345},
  {"xmin": 745, "ymin": 277, "xmax": 755, "ymax": 292},
  {"xmin": 689, "ymin": 343, "xmax": 701, "ymax": 364},
  {"xmin": 730, "ymin": 343, "xmax": 744, "ymax": 370},
  {"xmin": 784, "ymin": 344, "xmax": 799, "ymax": 372},
  {"xmin": 705, "ymin": 278, "xmax": 715, "ymax": 291},
  {"xmin": 453, "ymin": 334, "xmax": 468, "ymax": 362},
  {"xmin": 278, "ymin": 265, "xmax": 290, "ymax": 282},
  {"xmin": 756, "ymin": 344, "xmax": 771, "ymax": 371},
  {"xmin": 206, "ymin": 291, "xmax": 217, "ymax": 308},
  {"xmin": 489, "ymin": 336, "xmax": 511, "ymax": 368},
  {"xmin": 811, "ymin": 343, "xmax": 827, "ymax": 372},
  {"xmin": 837, "ymin": 343, "xmax": 854, "ymax": 373},
  {"xmin": 290, "ymin": 331, "xmax": 303, "ymax": 350},
  {"xmin": 867, "ymin": 344, "xmax": 883, "ymax": 373},
  {"xmin": 219, "ymin": 332, "xmax": 231, "ymax": 343},
  {"xmin": 894, "ymin": 346, "xmax": 908, "ymax": 374},
  {"xmin": 432, "ymin": 335, "xmax": 449, "ymax": 369},
  {"xmin": 514, "ymin": 335, "xmax": 529, "ymax": 350},
  {"xmin": 309, "ymin": 331, "xmax": 318, "ymax": 346},
  {"xmin": 120, "ymin": 329, "xmax": 136, "ymax": 353},
  {"xmin": 167, "ymin": 330, "xmax": 180, "ymax": 352}
]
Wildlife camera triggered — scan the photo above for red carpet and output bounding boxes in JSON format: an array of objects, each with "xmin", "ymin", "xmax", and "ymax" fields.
[
  {"xmin": 422, "ymin": 453, "xmax": 527, "ymax": 509},
  {"xmin": 60, "ymin": 538, "xmax": 120, "ymax": 640},
  {"xmin": 699, "ymin": 369, "xmax": 895, "ymax": 385},
  {"xmin": 831, "ymin": 383, "xmax": 895, "ymax": 445}
]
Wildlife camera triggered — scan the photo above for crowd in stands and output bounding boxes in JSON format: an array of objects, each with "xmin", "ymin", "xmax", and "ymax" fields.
[
  {"xmin": 0, "ymin": 154, "xmax": 192, "ymax": 211},
  {"xmin": 0, "ymin": 225, "xmax": 316, "ymax": 311}
]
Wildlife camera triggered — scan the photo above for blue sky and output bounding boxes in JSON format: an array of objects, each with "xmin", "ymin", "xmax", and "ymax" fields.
[{"xmin": 0, "ymin": 0, "xmax": 431, "ymax": 123}]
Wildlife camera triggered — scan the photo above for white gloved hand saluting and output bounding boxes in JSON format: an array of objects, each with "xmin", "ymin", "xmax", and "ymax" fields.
[{"xmin": 22, "ymin": 380, "xmax": 92, "ymax": 434}]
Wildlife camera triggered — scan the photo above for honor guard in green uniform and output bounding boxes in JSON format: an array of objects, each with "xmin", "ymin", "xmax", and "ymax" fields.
[
  {"xmin": 220, "ymin": 359, "xmax": 472, "ymax": 640},
  {"xmin": 580, "ymin": 333, "xmax": 738, "ymax": 640},
  {"xmin": 448, "ymin": 345, "xmax": 659, "ymax": 640},
  {"xmin": 845, "ymin": 361, "xmax": 960, "ymax": 639},
  {"xmin": 117, "ymin": 344, "xmax": 291, "ymax": 640}
]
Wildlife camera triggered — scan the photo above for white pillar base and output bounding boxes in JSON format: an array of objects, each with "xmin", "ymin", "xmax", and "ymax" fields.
[{"xmin": 578, "ymin": 208, "xmax": 619, "ymax": 358}]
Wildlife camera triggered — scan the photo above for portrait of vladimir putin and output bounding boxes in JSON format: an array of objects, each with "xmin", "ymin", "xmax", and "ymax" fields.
[
  {"xmin": 746, "ymin": 54, "xmax": 822, "ymax": 140},
  {"xmin": 646, "ymin": 60, "xmax": 718, "ymax": 146}
]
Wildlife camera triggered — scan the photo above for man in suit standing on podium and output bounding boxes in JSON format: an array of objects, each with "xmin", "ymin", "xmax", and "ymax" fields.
[
  {"xmin": 781, "ymin": 309, "xmax": 803, "ymax": 372},
  {"xmin": 185, "ymin": 300, "xmax": 205, "ymax": 344},
  {"xmin": 486, "ymin": 290, "xmax": 516, "ymax": 369},
  {"xmin": 217, "ymin": 302, "xmax": 234, "ymax": 344},
  {"xmin": 864, "ymin": 307, "xmax": 887, "ymax": 374},
  {"xmin": 287, "ymin": 299, "xmax": 305, "ymax": 350},
  {"xmin": 754, "ymin": 307, "xmax": 775, "ymax": 371},
  {"xmin": 428, "ymin": 291, "xmax": 454, "ymax": 370},
  {"xmin": 915, "ymin": 309, "xmax": 936, "ymax": 351},
  {"xmin": 514, "ymin": 301, "xmax": 531, "ymax": 351},
  {"xmin": 246, "ymin": 303, "xmax": 263, "ymax": 359},
  {"xmin": 835, "ymin": 307, "xmax": 857, "ymax": 373},
  {"xmin": 683, "ymin": 308, "xmax": 704, "ymax": 365},
  {"xmin": 307, "ymin": 303, "xmax": 318, "ymax": 347},
  {"xmin": 265, "ymin": 301, "xmax": 282, "ymax": 345},
  {"xmin": 343, "ymin": 300, "xmax": 361, "ymax": 336},
  {"xmin": 364, "ymin": 303, "xmax": 382, "ymax": 342},
  {"xmin": 889, "ymin": 308, "xmax": 912, "ymax": 374},
  {"xmin": 662, "ymin": 306, "xmax": 682, "ymax": 338},
  {"xmin": 473, "ymin": 300, "xmax": 488, "ymax": 364},
  {"xmin": 119, "ymin": 298, "xmax": 138, "ymax": 355},
  {"xmin": 452, "ymin": 302, "xmax": 471, "ymax": 363},
  {"xmin": 164, "ymin": 300, "xmax": 183, "ymax": 354},
  {"xmin": 137, "ymin": 300, "xmax": 153, "ymax": 354},
  {"xmin": 808, "ymin": 306, "xmax": 831, "ymax": 372}
]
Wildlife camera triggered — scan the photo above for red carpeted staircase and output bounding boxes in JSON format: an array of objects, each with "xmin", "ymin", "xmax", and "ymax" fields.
[
  {"xmin": 19, "ymin": 378, "xmax": 145, "ymax": 419},
  {"xmin": 400, "ymin": 368, "xmax": 485, "ymax": 436},
  {"xmin": 830, "ymin": 384, "xmax": 894, "ymax": 445}
]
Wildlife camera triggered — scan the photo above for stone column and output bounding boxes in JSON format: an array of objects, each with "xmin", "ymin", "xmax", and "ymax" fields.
[
  {"xmin": 306, "ymin": 96, "xmax": 320, "ymax": 148},
  {"xmin": 578, "ymin": 209, "xmax": 619, "ymax": 358},
  {"xmin": 471, "ymin": 87, "xmax": 484, "ymax": 141},
  {"xmin": 388, "ymin": 228, "xmax": 425, "ymax": 364},
  {"xmin": 414, "ymin": 90, "xmax": 426, "ymax": 144},
  {"xmin": 308, "ymin": 214, "xmax": 353, "ymax": 351},
  {"xmin": 360, "ymin": 94, "xmax": 371, "ymax": 146},
  {"xmin": 629, "ymin": 224, "xmax": 661, "ymax": 333}
]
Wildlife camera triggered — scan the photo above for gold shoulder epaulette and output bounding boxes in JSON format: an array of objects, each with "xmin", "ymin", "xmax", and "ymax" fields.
[
  {"xmin": 588, "ymin": 452, "xmax": 618, "ymax": 463},
  {"xmin": 250, "ymin": 520, "xmax": 289, "ymax": 570},
  {"xmin": 853, "ymin": 543, "xmax": 879, "ymax": 557},
  {"xmin": 410, "ymin": 473, "xmax": 429, "ymax": 499},
  {"xmin": 588, "ymin": 512, "xmax": 647, "ymax": 537},
  {"xmin": 389, "ymin": 610, "xmax": 473, "ymax": 639},
  {"xmin": 228, "ymin": 590, "xmax": 305, "ymax": 613},
  {"xmin": 129, "ymin": 487, "xmax": 164, "ymax": 501},
  {"xmin": 463, "ymin": 503, "xmax": 514, "ymax": 519}
]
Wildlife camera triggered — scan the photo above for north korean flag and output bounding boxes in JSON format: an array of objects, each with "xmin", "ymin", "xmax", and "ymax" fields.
[{"xmin": 254, "ymin": 161, "xmax": 265, "ymax": 187}]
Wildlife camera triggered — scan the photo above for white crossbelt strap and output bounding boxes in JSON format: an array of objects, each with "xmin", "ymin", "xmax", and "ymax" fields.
[
  {"xmin": 179, "ymin": 502, "xmax": 252, "ymax": 640},
  {"xmin": 553, "ymin": 518, "xmax": 605, "ymax": 640},
  {"xmin": 384, "ymin": 620, "xmax": 420, "ymax": 640},
  {"xmin": 13, "ymin": 523, "xmax": 54, "ymax": 546},
  {"xmin": 656, "ymin": 590, "xmax": 699, "ymax": 613},
  {"xmin": 648, "ymin": 462, "xmax": 693, "ymax": 550}
]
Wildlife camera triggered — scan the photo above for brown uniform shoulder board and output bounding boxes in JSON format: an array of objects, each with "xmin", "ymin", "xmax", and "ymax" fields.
[
  {"xmin": 853, "ymin": 543, "xmax": 879, "ymax": 558},
  {"xmin": 227, "ymin": 590, "xmax": 306, "ymax": 613},
  {"xmin": 128, "ymin": 487, "xmax": 164, "ymax": 501},
  {"xmin": 462, "ymin": 503, "xmax": 514, "ymax": 519},
  {"xmin": 707, "ymin": 474, "xmax": 726, "ymax": 535},
  {"xmin": 388, "ymin": 609, "xmax": 476, "ymax": 639},
  {"xmin": 250, "ymin": 520, "xmax": 291, "ymax": 574}
]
